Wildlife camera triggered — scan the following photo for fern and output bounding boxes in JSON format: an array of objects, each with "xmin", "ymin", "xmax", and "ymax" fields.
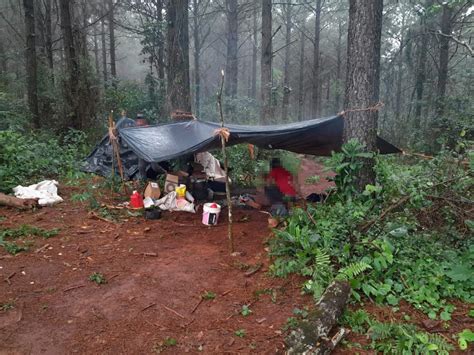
[
  {"xmin": 314, "ymin": 249, "xmax": 330, "ymax": 268},
  {"xmin": 336, "ymin": 261, "xmax": 372, "ymax": 281},
  {"xmin": 367, "ymin": 321, "xmax": 453, "ymax": 354}
]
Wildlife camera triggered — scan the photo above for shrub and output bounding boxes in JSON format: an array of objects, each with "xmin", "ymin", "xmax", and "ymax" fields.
[{"xmin": 0, "ymin": 129, "xmax": 90, "ymax": 192}]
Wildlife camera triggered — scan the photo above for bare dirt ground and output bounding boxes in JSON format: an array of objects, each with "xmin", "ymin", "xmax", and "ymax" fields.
[
  {"xmin": 1, "ymin": 184, "xmax": 472, "ymax": 354},
  {"xmin": 0, "ymin": 185, "xmax": 311, "ymax": 354}
]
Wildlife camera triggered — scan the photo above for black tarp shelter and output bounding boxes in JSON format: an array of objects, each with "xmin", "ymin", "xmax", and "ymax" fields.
[{"xmin": 83, "ymin": 115, "xmax": 400, "ymax": 179}]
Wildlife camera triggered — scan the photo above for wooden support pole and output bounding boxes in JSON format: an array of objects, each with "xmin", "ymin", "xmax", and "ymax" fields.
[
  {"xmin": 216, "ymin": 70, "xmax": 234, "ymax": 253},
  {"xmin": 108, "ymin": 111, "xmax": 125, "ymax": 191}
]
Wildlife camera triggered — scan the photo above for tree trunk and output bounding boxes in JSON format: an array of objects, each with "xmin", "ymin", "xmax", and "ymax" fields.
[
  {"xmin": 224, "ymin": 0, "xmax": 238, "ymax": 98},
  {"xmin": 44, "ymin": 0, "xmax": 54, "ymax": 81},
  {"xmin": 297, "ymin": 24, "xmax": 305, "ymax": 121},
  {"xmin": 156, "ymin": 0, "xmax": 165, "ymax": 81},
  {"xmin": 281, "ymin": 2, "xmax": 292, "ymax": 122},
  {"xmin": 59, "ymin": 0, "xmax": 80, "ymax": 129},
  {"xmin": 311, "ymin": 0, "xmax": 322, "ymax": 118},
  {"xmin": 192, "ymin": 0, "xmax": 201, "ymax": 116},
  {"xmin": 23, "ymin": 0, "xmax": 40, "ymax": 128},
  {"xmin": 286, "ymin": 281, "xmax": 351, "ymax": 354},
  {"xmin": 0, "ymin": 36, "xmax": 6, "ymax": 74},
  {"xmin": 334, "ymin": 21, "xmax": 343, "ymax": 113},
  {"xmin": 101, "ymin": 16, "xmax": 108, "ymax": 85},
  {"xmin": 93, "ymin": 23, "xmax": 100, "ymax": 78},
  {"xmin": 436, "ymin": 4, "xmax": 453, "ymax": 117},
  {"xmin": 343, "ymin": 0, "xmax": 383, "ymax": 188},
  {"xmin": 414, "ymin": 1, "xmax": 433, "ymax": 124},
  {"xmin": 250, "ymin": 6, "xmax": 258, "ymax": 100},
  {"xmin": 260, "ymin": 0, "xmax": 272, "ymax": 124},
  {"xmin": 395, "ymin": 37, "xmax": 404, "ymax": 122},
  {"xmin": 156, "ymin": 0, "xmax": 165, "ymax": 117},
  {"xmin": 166, "ymin": 0, "xmax": 191, "ymax": 116},
  {"xmin": 108, "ymin": 0, "xmax": 117, "ymax": 82}
]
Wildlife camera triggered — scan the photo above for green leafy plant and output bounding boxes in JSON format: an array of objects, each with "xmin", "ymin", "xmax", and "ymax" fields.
[
  {"xmin": 201, "ymin": 291, "xmax": 216, "ymax": 300},
  {"xmin": 269, "ymin": 140, "xmax": 473, "ymax": 343},
  {"xmin": 89, "ymin": 272, "xmax": 107, "ymax": 285},
  {"xmin": 240, "ymin": 304, "xmax": 252, "ymax": 317},
  {"xmin": 234, "ymin": 329, "xmax": 246, "ymax": 338},
  {"xmin": 0, "ymin": 299, "xmax": 16, "ymax": 312},
  {"xmin": 457, "ymin": 329, "xmax": 474, "ymax": 350},
  {"xmin": 152, "ymin": 336, "xmax": 177, "ymax": 353},
  {"xmin": 283, "ymin": 317, "xmax": 299, "ymax": 331},
  {"xmin": 341, "ymin": 310, "xmax": 453, "ymax": 354}
]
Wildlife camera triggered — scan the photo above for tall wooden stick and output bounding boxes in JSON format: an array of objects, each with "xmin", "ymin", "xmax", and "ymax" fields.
[
  {"xmin": 217, "ymin": 70, "xmax": 234, "ymax": 253},
  {"xmin": 108, "ymin": 111, "xmax": 125, "ymax": 191}
]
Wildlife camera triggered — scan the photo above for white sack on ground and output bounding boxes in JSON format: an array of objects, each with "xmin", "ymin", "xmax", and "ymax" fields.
[
  {"xmin": 13, "ymin": 180, "xmax": 63, "ymax": 206},
  {"xmin": 154, "ymin": 191, "xmax": 195, "ymax": 213}
]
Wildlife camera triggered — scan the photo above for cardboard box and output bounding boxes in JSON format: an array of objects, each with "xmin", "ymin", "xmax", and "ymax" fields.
[
  {"xmin": 144, "ymin": 182, "xmax": 161, "ymax": 199},
  {"xmin": 164, "ymin": 171, "xmax": 189, "ymax": 195}
]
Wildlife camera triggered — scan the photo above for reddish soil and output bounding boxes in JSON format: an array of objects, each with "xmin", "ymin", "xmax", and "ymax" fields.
[
  {"xmin": 1, "ymin": 183, "xmax": 472, "ymax": 354},
  {"xmin": 0, "ymin": 185, "xmax": 311, "ymax": 354}
]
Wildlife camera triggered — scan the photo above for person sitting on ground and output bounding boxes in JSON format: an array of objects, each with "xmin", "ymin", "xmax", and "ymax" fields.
[
  {"xmin": 265, "ymin": 158, "xmax": 298, "ymax": 205},
  {"xmin": 242, "ymin": 158, "xmax": 298, "ymax": 211}
]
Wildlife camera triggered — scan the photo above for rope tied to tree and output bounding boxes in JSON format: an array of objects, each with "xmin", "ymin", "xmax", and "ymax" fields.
[
  {"xmin": 214, "ymin": 127, "xmax": 230, "ymax": 142},
  {"xmin": 338, "ymin": 101, "xmax": 384, "ymax": 117}
]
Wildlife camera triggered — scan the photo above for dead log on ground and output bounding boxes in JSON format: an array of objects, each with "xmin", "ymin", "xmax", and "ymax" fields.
[
  {"xmin": 286, "ymin": 280, "xmax": 351, "ymax": 354},
  {"xmin": 0, "ymin": 192, "xmax": 38, "ymax": 209}
]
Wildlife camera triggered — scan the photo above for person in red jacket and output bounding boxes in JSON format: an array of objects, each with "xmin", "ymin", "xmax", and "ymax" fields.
[{"xmin": 265, "ymin": 158, "xmax": 297, "ymax": 204}]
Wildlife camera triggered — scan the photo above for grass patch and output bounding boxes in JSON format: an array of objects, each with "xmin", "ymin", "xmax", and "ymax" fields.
[{"xmin": 0, "ymin": 225, "xmax": 59, "ymax": 255}]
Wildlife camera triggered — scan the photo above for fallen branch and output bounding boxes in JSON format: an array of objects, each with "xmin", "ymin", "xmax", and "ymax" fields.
[
  {"xmin": 133, "ymin": 252, "xmax": 158, "ymax": 257},
  {"xmin": 244, "ymin": 263, "xmax": 263, "ymax": 277},
  {"xmin": 88, "ymin": 211, "xmax": 116, "ymax": 224},
  {"xmin": 0, "ymin": 192, "xmax": 38, "ymax": 209},
  {"xmin": 286, "ymin": 280, "xmax": 351, "ymax": 354},
  {"xmin": 163, "ymin": 305, "xmax": 185, "ymax": 319},
  {"xmin": 4, "ymin": 272, "xmax": 16, "ymax": 285},
  {"xmin": 141, "ymin": 303, "xmax": 156, "ymax": 312},
  {"xmin": 191, "ymin": 297, "xmax": 204, "ymax": 314},
  {"xmin": 63, "ymin": 284, "xmax": 85, "ymax": 292},
  {"xmin": 359, "ymin": 195, "xmax": 410, "ymax": 233},
  {"xmin": 35, "ymin": 244, "xmax": 50, "ymax": 254}
]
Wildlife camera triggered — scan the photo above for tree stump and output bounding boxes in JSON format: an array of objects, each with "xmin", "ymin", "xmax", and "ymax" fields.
[
  {"xmin": 286, "ymin": 280, "xmax": 351, "ymax": 354},
  {"xmin": 0, "ymin": 192, "xmax": 38, "ymax": 209}
]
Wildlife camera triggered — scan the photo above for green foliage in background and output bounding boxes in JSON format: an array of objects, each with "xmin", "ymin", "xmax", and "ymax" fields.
[
  {"xmin": 103, "ymin": 80, "xmax": 164, "ymax": 123},
  {"xmin": 0, "ymin": 90, "xmax": 30, "ymax": 130},
  {"xmin": 270, "ymin": 140, "xmax": 473, "ymax": 324},
  {"xmin": 0, "ymin": 129, "xmax": 90, "ymax": 192}
]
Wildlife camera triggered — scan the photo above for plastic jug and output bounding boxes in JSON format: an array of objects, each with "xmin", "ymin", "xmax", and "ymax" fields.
[
  {"xmin": 130, "ymin": 190, "xmax": 144, "ymax": 209},
  {"xmin": 175, "ymin": 184, "xmax": 187, "ymax": 198}
]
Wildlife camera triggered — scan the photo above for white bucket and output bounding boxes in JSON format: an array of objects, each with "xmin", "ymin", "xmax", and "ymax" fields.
[{"xmin": 202, "ymin": 203, "xmax": 221, "ymax": 226}]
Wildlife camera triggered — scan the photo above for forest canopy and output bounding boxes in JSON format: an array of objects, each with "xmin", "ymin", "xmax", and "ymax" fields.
[{"xmin": 0, "ymin": 0, "xmax": 472, "ymax": 154}]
